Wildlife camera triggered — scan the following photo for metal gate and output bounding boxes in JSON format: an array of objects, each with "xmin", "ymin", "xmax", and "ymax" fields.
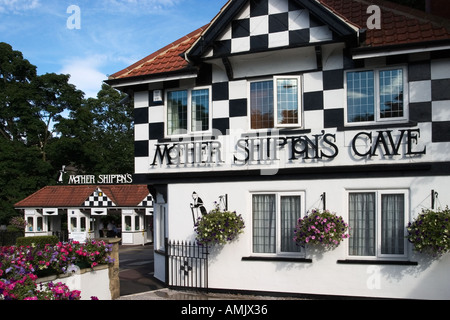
[{"xmin": 165, "ymin": 238, "xmax": 208, "ymax": 291}]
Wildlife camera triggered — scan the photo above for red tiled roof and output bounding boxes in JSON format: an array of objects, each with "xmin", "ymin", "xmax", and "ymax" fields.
[
  {"xmin": 14, "ymin": 185, "xmax": 151, "ymax": 208},
  {"xmin": 109, "ymin": 25, "xmax": 209, "ymax": 80},
  {"xmin": 319, "ymin": 0, "xmax": 450, "ymax": 48},
  {"xmin": 109, "ymin": 0, "xmax": 450, "ymax": 81}
]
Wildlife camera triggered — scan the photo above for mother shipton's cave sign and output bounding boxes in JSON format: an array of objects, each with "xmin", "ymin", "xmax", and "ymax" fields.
[
  {"xmin": 57, "ymin": 165, "xmax": 134, "ymax": 185},
  {"xmin": 150, "ymin": 128, "xmax": 427, "ymax": 170},
  {"xmin": 67, "ymin": 173, "xmax": 133, "ymax": 185}
]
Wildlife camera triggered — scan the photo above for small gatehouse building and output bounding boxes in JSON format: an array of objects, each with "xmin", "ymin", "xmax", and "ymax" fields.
[{"xmin": 15, "ymin": 179, "xmax": 154, "ymax": 246}]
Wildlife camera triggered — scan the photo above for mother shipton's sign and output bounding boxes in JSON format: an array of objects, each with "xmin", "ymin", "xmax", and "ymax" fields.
[
  {"xmin": 150, "ymin": 128, "xmax": 427, "ymax": 167},
  {"xmin": 68, "ymin": 173, "xmax": 133, "ymax": 185}
]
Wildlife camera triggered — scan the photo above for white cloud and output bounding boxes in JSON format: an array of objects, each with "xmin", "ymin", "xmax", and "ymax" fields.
[
  {"xmin": 0, "ymin": 0, "xmax": 40, "ymax": 13},
  {"xmin": 60, "ymin": 55, "xmax": 107, "ymax": 98}
]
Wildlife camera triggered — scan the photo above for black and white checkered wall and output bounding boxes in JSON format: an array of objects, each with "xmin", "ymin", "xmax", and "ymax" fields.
[
  {"xmin": 138, "ymin": 194, "xmax": 154, "ymax": 208},
  {"xmin": 132, "ymin": 0, "xmax": 450, "ymax": 172},
  {"xmin": 210, "ymin": 0, "xmax": 333, "ymax": 56},
  {"xmin": 84, "ymin": 191, "xmax": 116, "ymax": 207}
]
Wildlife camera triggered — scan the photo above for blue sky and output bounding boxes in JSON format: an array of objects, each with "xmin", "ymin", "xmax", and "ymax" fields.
[{"xmin": 0, "ymin": 0, "xmax": 226, "ymax": 97}]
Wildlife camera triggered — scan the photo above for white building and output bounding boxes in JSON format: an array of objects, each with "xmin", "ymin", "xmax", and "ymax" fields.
[
  {"xmin": 15, "ymin": 184, "xmax": 154, "ymax": 246},
  {"xmin": 106, "ymin": 0, "xmax": 450, "ymax": 299}
]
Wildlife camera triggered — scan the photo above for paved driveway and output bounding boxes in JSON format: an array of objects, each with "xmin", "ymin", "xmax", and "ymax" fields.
[
  {"xmin": 119, "ymin": 244, "xmax": 165, "ymax": 296},
  {"xmin": 117, "ymin": 244, "xmax": 307, "ymax": 301}
]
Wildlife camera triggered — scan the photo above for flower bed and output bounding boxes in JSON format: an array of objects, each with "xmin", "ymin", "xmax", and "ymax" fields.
[
  {"xmin": 294, "ymin": 209, "xmax": 350, "ymax": 248},
  {"xmin": 0, "ymin": 239, "xmax": 114, "ymax": 300},
  {"xmin": 0, "ymin": 273, "xmax": 83, "ymax": 300}
]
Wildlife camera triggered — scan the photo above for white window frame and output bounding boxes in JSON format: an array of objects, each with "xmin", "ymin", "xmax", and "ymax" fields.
[
  {"xmin": 250, "ymin": 191, "xmax": 306, "ymax": 257},
  {"xmin": 165, "ymin": 86, "xmax": 212, "ymax": 137},
  {"xmin": 344, "ymin": 66, "xmax": 408, "ymax": 127},
  {"xmin": 346, "ymin": 189, "xmax": 409, "ymax": 260},
  {"xmin": 248, "ymin": 76, "xmax": 302, "ymax": 130}
]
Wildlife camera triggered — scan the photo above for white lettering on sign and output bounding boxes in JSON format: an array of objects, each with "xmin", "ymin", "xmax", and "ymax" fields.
[{"xmin": 68, "ymin": 173, "xmax": 133, "ymax": 185}]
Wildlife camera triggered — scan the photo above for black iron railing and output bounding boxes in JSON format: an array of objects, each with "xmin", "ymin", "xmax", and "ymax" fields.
[{"xmin": 165, "ymin": 238, "xmax": 208, "ymax": 291}]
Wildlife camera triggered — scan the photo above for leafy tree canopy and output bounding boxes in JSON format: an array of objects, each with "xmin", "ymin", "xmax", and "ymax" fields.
[{"xmin": 0, "ymin": 42, "xmax": 133, "ymax": 224}]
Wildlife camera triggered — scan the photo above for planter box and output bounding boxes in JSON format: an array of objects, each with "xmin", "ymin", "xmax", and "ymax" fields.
[{"xmin": 37, "ymin": 265, "xmax": 111, "ymax": 300}]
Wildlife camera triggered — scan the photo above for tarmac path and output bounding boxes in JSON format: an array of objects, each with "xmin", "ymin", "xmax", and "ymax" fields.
[
  {"xmin": 117, "ymin": 244, "xmax": 306, "ymax": 300},
  {"xmin": 118, "ymin": 244, "xmax": 165, "ymax": 297}
]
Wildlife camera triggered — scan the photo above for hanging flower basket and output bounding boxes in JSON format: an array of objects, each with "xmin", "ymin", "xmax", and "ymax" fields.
[
  {"xmin": 194, "ymin": 207, "xmax": 245, "ymax": 246},
  {"xmin": 407, "ymin": 207, "xmax": 450, "ymax": 256},
  {"xmin": 294, "ymin": 209, "xmax": 349, "ymax": 248}
]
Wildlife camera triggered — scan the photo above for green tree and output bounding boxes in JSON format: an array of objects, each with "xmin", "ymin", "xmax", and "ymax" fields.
[
  {"xmin": 0, "ymin": 43, "xmax": 133, "ymax": 224},
  {"xmin": 32, "ymin": 73, "xmax": 84, "ymax": 162},
  {"xmin": 50, "ymin": 83, "xmax": 134, "ymax": 177},
  {"xmin": 0, "ymin": 139, "xmax": 53, "ymax": 224},
  {"xmin": 0, "ymin": 43, "xmax": 55, "ymax": 223},
  {"xmin": 88, "ymin": 83, "xmax": 134, "ymax": 174},
  {"xmin": 0, "ymin": 42, "xmax": 38, "ymax": 144}
]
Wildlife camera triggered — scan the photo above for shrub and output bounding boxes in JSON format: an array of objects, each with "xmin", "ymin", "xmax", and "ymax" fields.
[
  {"xmin": 294, "ymin": 209, "xmax": 350, "ymax": 248},
  {"xmin": 16, "ymin": 235, "xmax": 59, "ymax": 247},
  {"xmin": 407, "ymin": 207, "xmax": 450, "ymax": 256},
  {"xmin": 9, "ymin": 216, "xmax": 27, "ymax": 231}
]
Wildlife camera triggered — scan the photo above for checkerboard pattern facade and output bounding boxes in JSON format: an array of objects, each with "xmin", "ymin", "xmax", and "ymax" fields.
[
  {"xmin": 83, "ymin": 190, "xmax": 116, "ymax": 207},
  {"xmin": 211, "ymin": 0, "xmax": 333, "ymax": 56},
  {"xmin": 134, "ymin": 54, "xmax": 450, "ymax": 167},
  {"xmin": 138, "ymin": 194, "xmax": 154, "ymax": 207},
  {"xmin": 407, "ymin": 56, "xmax": 450, "ymax": 143},
  {"xmin": 132, "ymin": 0, "xmax": 450, "ymax": 173}
]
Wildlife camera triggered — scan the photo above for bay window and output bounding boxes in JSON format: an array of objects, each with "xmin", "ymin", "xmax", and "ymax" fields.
[
  {"xmin": 250, "ymin": 76, "xmax": 302, "ymax": 129},
  {"xmin": 348, "ymin": 190, "xmax": 408, "ymax": 259}
]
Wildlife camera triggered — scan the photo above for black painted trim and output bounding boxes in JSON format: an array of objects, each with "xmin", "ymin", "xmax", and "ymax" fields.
[
  {"xmin": 336, "ymin": 121, "xmax": 418, "ymax": 131},
  {"xmin": 242, "ymin": 256, "xmax": 312, "ymax": 263},
  {"xmin": 337, "ymin": 259, "xmax": 418, "ymax": 266},
  {"xmin": 351, "ymin": 39, "xmax": 450, "ymax": 58},
  {"xmin": 132, "ymin": 162, "xmax": 450, "ymax": 185}
]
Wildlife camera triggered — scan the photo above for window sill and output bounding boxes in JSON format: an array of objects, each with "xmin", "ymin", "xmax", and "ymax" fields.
[
  {"xmin": 242, "ymin": 256, "xmax": 312, "ymax": 263},
  {"xmin": 159, "ymin": 133, "xmax": 216, "ymax": 142},
  {"xmin": 337, "ymin": 259, "xmax": 418, "ymax": 266},
  {"xmin": 337, "ymin": 121, "xmax": 418, "ymax": 132}
]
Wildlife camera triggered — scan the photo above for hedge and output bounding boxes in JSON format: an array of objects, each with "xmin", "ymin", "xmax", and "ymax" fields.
[{"xmin": 16, "ymin": 236, "xmax": 59, "ymax": 247}]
